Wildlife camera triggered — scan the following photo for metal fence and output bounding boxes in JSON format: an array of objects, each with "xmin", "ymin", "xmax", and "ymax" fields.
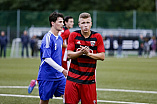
[{"xmin": 0, "ymin": 10, "xmax": 157, "ymax": 43}]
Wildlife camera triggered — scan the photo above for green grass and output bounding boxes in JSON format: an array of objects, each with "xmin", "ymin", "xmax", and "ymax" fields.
[{"xmin": 0, "ymin": 57, "xmax": 157, "ymax": 104}]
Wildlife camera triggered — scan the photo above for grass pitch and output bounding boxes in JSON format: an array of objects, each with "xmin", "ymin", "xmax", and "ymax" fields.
[{"xmin": 0, "ymin": 56, "xmax": 157, "ymax": 104}]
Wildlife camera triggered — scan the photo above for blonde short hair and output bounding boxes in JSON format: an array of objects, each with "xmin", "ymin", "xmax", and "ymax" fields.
[
  {"xmin": 79, "ymin": 12, "xmax": 91, "ymax": 18},
  {"xmin": 79, "ymin": 12, "xmax": 91, "ymax": 22}
]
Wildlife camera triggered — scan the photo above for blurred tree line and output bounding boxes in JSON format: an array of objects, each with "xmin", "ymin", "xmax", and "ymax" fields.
[{"xmin": 0, "ymin": 0, "xmax": 155, "ymax": 11}]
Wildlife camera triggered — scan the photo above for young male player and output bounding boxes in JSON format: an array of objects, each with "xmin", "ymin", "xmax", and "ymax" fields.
[
  {"xmin": 37, "ymin": 12, "xmax": 68, "ymax": 104},
  {"xmin": 27, "ymin": 16, "xmax": 74, "ymax": 94},
  {"xmin": 64, "ymin": 12, "xmax": 105, "ymax": 104},
  {"xmin": 60, "ymin": 16, "xmax": 74, "ymax": 70}
]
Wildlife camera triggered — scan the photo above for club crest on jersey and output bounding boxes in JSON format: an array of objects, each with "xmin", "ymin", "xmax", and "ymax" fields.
[{"xmin": 90, "ymin": 41, "xmax": 95, "ymax": 47}]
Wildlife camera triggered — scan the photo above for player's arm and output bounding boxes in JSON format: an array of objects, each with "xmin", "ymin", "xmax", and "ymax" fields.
[
  {"xmin": 84, "ymin": 34, "xmax": 105, "ymax": 61},
  {"xmin": 86, "ymin": 52, "xmax": 105, "ymax": 61},
  {"xmin": 67, "ymin": 49, "xmax": 84, "ymax": 59},
  {"xmin": 62, "ymin": 42, "xmax": 67, "ymax": 48},
  {"xmin": 81, "ymin": 46, "xmax": 105, "ymax": 61},
  {"xmin": 44, "ymin": 58, "xmax": 68, "ymax": 77}
]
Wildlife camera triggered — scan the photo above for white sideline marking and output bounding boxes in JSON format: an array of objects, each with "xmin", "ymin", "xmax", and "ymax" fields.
[
  {"xmin": 96, "ymin": 88, "xmax": 157, "ymax": 94},
  {"xmin": 0, "ymin": 86, "xmax": 29, "ymax": 88},
  {"xmin": 0, "ymin": 86, "xmax": 157, "ymax": 94},
  {"xmin": 0, "ymin": 94, "xmax": 149, "ymax": 104}
]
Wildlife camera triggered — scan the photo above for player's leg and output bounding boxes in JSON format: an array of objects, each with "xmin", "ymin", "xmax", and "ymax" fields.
[
  {"xmin": 4, "ymin": 46, "xmax": 6, "ymax": 58},
  {"xmin": 81, "ymin": 83, "xmax": 97, "ymax": 104},
  {"xmin": 64, "ymin": 80, "xmax": 80, "ymax": 104},
  {"xmin": 21, "ymin": 45, "xmax": 24, "ymax": 57},
  {"xmin": 38, "ymin": 80, "xmax": 57, "ymax": 104},
  {"xmin": 28, "ymin": 79, "xmax": 37, "ymax": 94},
  {"xmin": 54, "ymin": 78, "xmax": 66, "ymax": 97},
  {"xmin": 40, "ymin": 100, "xmax": 49, "ymax": 104}
]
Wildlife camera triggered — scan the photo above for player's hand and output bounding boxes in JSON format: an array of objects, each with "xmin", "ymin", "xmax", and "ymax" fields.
[
  {"xmin": 80, "ymin": 46, "xmax": 86, "ymax": 53},
  {"xmin": 80, "ymin": 46, "xmax": 90, "ymax": 55},
  {"xmin": 80, "ymin": 46, "xmax": 89, "ymax": 54},
  {"xmin": 62, "ymin": 69, "xmax": 68, "ymax": 77},
  {"xmin": 84, "ymin": 46, "xmax": 90, "ymax": 55}
]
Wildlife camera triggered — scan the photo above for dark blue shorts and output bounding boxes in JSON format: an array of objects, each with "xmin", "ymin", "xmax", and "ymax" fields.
[{"xmin": 38, "ymin": 79, "xmax": 66, "ymax": 100}]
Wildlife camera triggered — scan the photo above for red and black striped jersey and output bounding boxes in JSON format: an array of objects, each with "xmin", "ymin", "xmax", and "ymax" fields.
[{"xmin": 67, "ymin": 30, "xmax": 105, "ymax": 84}]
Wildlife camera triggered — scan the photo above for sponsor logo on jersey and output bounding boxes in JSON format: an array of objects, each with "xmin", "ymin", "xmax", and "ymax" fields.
[{"xmin": 77, "ymin": 41, "xmax": 81, "ymax": 44}]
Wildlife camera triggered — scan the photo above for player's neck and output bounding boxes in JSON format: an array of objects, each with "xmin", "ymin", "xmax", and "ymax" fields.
[
  {"xmin": 50, "ymin": 27, "xmax": 59, "ymax": 36},
  {"xmin": 66, "ymin": 25, "xmax": 70, "ymax": 29},
  {"xmin": 81, "ymin": 31, "xmax": 91, "ymax": 38}
]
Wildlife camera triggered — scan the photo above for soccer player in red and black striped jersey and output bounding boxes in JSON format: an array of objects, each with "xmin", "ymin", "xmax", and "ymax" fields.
[
  {"xmin": 60, "ymin": 16, "xmax": 74, "ymax": 70},
  {"xmin": 64, "ymin": 12, "xmax": 105, "ymax": 104}
]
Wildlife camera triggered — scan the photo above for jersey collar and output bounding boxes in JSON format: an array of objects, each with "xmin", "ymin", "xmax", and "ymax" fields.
[{"xmin": 49, "ymin": 30, "xmax": 59, "ymax": 40}]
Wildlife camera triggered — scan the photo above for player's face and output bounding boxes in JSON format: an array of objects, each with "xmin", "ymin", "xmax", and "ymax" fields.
[
  {"xmin": 54, "ymin": 17, "xmax": 64, "ymax": 31},
  {"xmin": 66, "ymin": 18, "xmax": 74, "ymax": 29},
  {"xmin": 79, "ymin": 17, "xmax": 92, "ymax": 33},
  {"xmin": 1, "ymin": 31, "xmax": 5, "ymax": 36}
]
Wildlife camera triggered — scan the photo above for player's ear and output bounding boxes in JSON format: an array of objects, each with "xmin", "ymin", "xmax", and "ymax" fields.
[
  {"xmin": 65, "ymin": 21, "xmax": 67, "ymax": 26},
  {"xmin": 78, "ymin": 22, "xmax": 81, "ymax": 27},
  {"xmin": 51, "ymin": 21, "xmax": 54, "ymax": 26}
]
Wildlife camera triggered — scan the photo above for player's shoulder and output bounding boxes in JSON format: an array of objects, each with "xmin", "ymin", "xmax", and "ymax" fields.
[
  {"xmin": 90, "ymin": 30, "xmax": 103, "ymax": 40},
  {"xmin": 63, "ymin": 26, "xmax": 68, "ymax": 31},
  {"xmin": 43, "ymin": 31, "xmax": 58, "ymax": 41},
  {"xmin": 70, "ymin": 30, "xmax": 81, "ymax": 36},
  {"xmin": 91, "ymin": 30, "xmax": 101, "ymax": 36},
  {"xmin": 58, "ymin": 35, "xmax": 63, "ymax": 40},
  {"xmin": 72, "ymin": 30, "xmax": 81, "ymax": 34}
]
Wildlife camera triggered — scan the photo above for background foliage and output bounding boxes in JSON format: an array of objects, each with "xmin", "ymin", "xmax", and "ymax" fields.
[{"xmin": 0, "ymin": 0, "xmax": 156, "ymax": 12}]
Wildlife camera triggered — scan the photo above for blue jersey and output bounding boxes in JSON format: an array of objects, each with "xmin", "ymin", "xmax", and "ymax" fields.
[{"xmin": 37, "ymin": 31, "xmax": 65, "ymax": 81}]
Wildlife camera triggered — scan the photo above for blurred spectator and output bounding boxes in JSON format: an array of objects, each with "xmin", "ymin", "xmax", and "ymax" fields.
[
  {"xmin": 138, "ymin": 35, "xmax": 144, "ymax": 57},
  {"xmin": 117, "ymin": 35, "xmax": 123, "ymax": 58},
  {"xmin": 143, "ymin": 37, "xmax": 150, "ymax": 58},
  {"xmin": 21, "ymin": 30, "xmax": 29, "ymax": 58},
  {"xmin": 108, "ymin": 34, "xmax": 114, "ymax": 56},
  {"xmin": 30, "ymin": 35, "xmax": 38, "ymax": 57},
  {"xmin": 0, "ymin": 31, "xmax": 8, "ymax": 58},
  {"xmin": 149, "ymin": 36, "xmax": 156, "ymax": 58}
]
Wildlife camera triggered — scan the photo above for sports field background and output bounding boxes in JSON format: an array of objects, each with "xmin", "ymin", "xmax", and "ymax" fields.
[{"xmin": 0, "ymin": 56, "xmax": 157, "ymax": 104}]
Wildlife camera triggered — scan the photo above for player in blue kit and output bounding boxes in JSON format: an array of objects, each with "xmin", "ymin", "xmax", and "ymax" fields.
[{"xmin": 37, "ymin": 12, "xmax": 68, "ymax": 104}]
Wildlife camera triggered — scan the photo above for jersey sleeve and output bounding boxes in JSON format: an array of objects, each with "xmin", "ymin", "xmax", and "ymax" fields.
[
  {"xmin": 67, "ymin": 32, "xmax": 76, "ymax": 51},
  {"xmin": 42, "ymin": 35, "xmax": 53, "ymax": 58},
  {"xmin": 97, "ymin": 33, "xmax": 105, "ymax": 53}
]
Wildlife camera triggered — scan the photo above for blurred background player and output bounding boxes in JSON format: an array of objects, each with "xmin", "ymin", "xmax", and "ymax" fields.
[
  {"xmin": 64, "ymin": 12, "xmax": 105, "ymax": 104},
  {"xmin": 21, "ymin": 30, "xmax": 30, "ymax": 58},
  {"xmin": 30, "ymin": 35, "xmax": 38, "ymax": 58},
  {"xmin": 0, "ymin": 31, "xmax": 8, "ymax": 58},
  {"xmin": 138, "ymin": 34, "xmax": 144, "ymax": 57},
  {"xmin": 117, "ymin": 35, "xmax": 123, "ymax": 58},
  {"xmin": 60, "ymin": 16, "xmax": 74, "ymax": 70},
  {"xmin": 149, "ymin": 36, "xmax": 156, "ymax": 58}
]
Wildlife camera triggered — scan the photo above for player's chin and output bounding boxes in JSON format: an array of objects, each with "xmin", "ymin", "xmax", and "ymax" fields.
[
  {"xmin": 58, "ymin": 28, "xmax": 63, "ymax": 31},
  {"xmin": 83, "ymin": 30, "xmax": 89, "ymax": 33}
]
